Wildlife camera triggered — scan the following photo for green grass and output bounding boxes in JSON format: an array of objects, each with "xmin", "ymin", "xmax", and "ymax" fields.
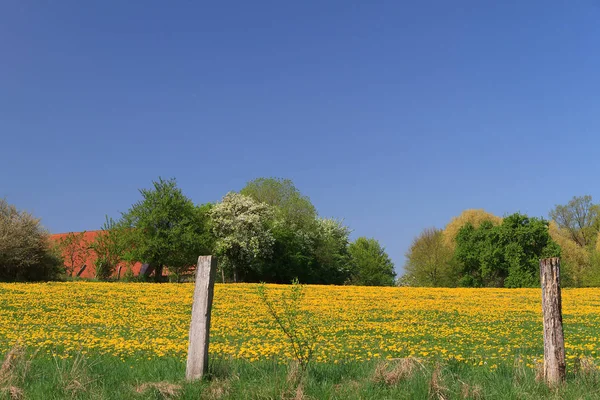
[{"xmin": 2, "ymin": 349, "xmax": 600, "ymax": 399}]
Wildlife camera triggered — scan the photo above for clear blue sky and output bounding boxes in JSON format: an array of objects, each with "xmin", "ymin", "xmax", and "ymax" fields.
[{"xmin": 2, "ymin": 1, "xmax": 600, "ymax": 274}]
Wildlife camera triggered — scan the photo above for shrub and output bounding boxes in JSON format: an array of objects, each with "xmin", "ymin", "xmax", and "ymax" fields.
[
  {"xmin": 0, "ymin": 199, "xmax": 63, "ymax": 281},
  {"xmin": 256, "ymin": 279, "xmax": 320, "ymax": 376}
]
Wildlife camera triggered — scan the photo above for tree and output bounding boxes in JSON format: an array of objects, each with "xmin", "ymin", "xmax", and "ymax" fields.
[
  {"xmin": 57, "ymin": 231, "xmax": 90, "ymax": 277},
  {"xmin": 548, "ymin": 221, "xmax": 588, "ymax": 287},
  {"xmin": 0, "ymin": 199, "xmax": 63, "ymax": 281},
  {"xmin": 443, "ymin": 209, "xmax": 502, "ymax": 250},
  {"xmin": 403, "ymin": 228, "xmax": 456, "ymax": 287},
  {"xmin": 90, "ymin": 217, "xmax": 129, "ymax": 281},
  {"xmin": 120, "ymin": 178, "xmax": 213, "ymax": 282},
  {"xmin": 240, "ymin": 177, "xmax": 317, "ymax": 231},
  {"xmin": 210, "ymin": 192, "xmax": 274, "ymax": 282},
  {"xmin": 240, "ymin": 177, "xmax": 320, "ymax": 283},
  {"xmin": 455, "ymin": 213, "xmax": 560, "ymax": 288},
  {"xmin": 549, "ymin": 195, "xmax": 600, "ymax": 248},
  {"xmin": 308, "ymin": 218, "xmax": 352, "ymax": 284},
  {"xmin": 348, "ymin": 237, "xmax": 395, "ymax": 286}
]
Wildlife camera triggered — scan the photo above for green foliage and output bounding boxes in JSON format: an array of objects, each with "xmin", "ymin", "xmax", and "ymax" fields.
[
  {"xmin": 348, "ymin": 237, "xmax": 395, "ymax": 286},
  {"xmin": 256, "ymin": 279, "xmax": 319, "ymax": 373},
  {"xmin": 403, "ymin": 228, "xmax": 456, "ymax": 287},
  {"xmin": 455, "ymin": 213, "xmax": 560, "ymax": 288},
  {"xmin": 548, "ymin": 221, "xmax": 587, "ymax": 287},
  {"xmin": 547, "ymin": 196, "xmax": 600, "ymax": 287},
  {"xmin": 241, "ymin": 178, "xmax": 319, "ymax": 284},
  {"xmin": 309, "ymin": 218, "xmax": 352, "ymax": 284},
  {"xmin": 90, "ymin": 217, "xmax": 129, "ymax": 281},
  {"xmin": 209, "ymin": 185, "xmax": 354, "ymax": 285},
  {"xmin": 240, "ymin": 177, "xmax": 317, "ymax": 231},
  {"xmin": 120, "ymin": 178, "xmax": 213, "ymax": 282},
  {"xmin": 259, "ymin": 222, "xmax": 312, "ymax": 283},
  {"xmin": 121, "ymin": 265, "xmax": 137, "ymax": 282},
  {"xmin": 443, "ymin": 209, "xmax": 502, "ymax": 250},
  {"xmin": 239, "ymin": 177, "xmax": 354, "ymax": 285},
  {"xmin": 0, "ymin": 199, "xmax": 63, "ymax": 281},
  {"xmin": 549, "ymin": 195, "xmax": 600, "ymax": 248}
]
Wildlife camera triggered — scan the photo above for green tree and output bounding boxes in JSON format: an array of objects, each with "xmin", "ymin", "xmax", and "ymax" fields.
[
  {"xmin": 241, "ymin": 177, "xmax": 319, "ymax": 284},
  {"xmin": 90, "ymin": 217, "xmax": 129, "ymax": 281},
  {"xmin": 240, "ymin": 177, "xmax": 317, "ymax": 231},
  {"xmin": 308, "ymin": 218, "xmax": 352, "ymax": 284},
  {"xmin": 403, "ymin": 228, "xmax": 456, "ymax": 287},
  {"xmin": 548, "ymin": 220, "xmax": 587, "ymax": 287},
  {"xmin": 210, "ymin": 192, "xmax": 274, "ymax": 282},
  {"xmin": 443, "ymin": 209, "xmax": 502, "ymax": 250},
  {"xmin": 236, "ymin": 177, "xmax": 361, "ymax": 285},
  {"xmin": 549, "ymin": 195, "xmax": 600, "ymax": 248},
  {"xmin": 120, "ymin": 178, "xmax": 213, "ymax": 282},
  {"xmin": 455, "ymin": 213, "xmax": 560, "ymax": 288},
  {"xmin": 348, "ymin": 237, "xmax": 395, "ymax": 286},
  {"xmin": 584, "ymin": 250, "xmax": 600, "ymax": 287},
  {"xmin": 0, "ymin": 199, "xmax": 63, "ymax": 281}
]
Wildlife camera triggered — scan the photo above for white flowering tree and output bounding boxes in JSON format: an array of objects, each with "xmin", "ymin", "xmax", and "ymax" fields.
[{"xmin": 210, "ymin": 192, "xmax": 274, "ymax": 282}]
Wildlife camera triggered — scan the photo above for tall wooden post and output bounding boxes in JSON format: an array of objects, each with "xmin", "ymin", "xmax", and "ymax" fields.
[
  {"xmin": 540, "ymin": 257, "xmax": 566, "ymax": 386},
  {"xmin": 186, "ymin": 256, "xmax": 217, "ymax": 381}
]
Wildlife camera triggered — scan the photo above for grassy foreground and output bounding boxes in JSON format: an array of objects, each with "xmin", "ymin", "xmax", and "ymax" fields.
[
  {"xmin": 2, "ymin": 283, "xmax": 600, "ymax": 398},
  {"xmin": 3, "ymin": 349, "xmax": 600, "ymax": 399}
]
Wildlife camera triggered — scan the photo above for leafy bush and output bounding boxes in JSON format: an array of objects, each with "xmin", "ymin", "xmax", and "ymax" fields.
[
  {"xmin": 348, "ymin": 237, "xmax": 396, "ymax": 286},
  {"xmin": 455, "ymin": 213, "xmax": 560, "ymax": 287},
  {"xmin": 0, "ymin": 199, "xmax": 63, "ymax": 281},
  {"xmin": 256, "ymin": 279, "xmax": 320, "ymax": 374},
  {"xmin": 90, "ymin": 217, "xmax": 129, "ymax": 281}
]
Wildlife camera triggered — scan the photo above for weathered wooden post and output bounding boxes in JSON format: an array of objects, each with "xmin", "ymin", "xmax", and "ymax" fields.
[
  {"xmin": 540, "ymin": 257, "xmax": 566, "ymax": 386},
  {"xmin": 186, "ymin": 256, "xmax": 217, "ymax": 381}
]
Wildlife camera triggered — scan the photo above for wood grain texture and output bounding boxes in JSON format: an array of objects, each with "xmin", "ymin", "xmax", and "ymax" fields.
[
  {"xmin": 186, "ymin": 256, "xmax": 217, "ymax": 381},
  {"xmin": 540, "ymin": 257, "xmax": 566, "ymax": 386}
]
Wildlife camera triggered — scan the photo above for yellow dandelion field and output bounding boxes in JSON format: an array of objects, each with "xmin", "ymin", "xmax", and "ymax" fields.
[{"xmin": 1, "ymin": 283, "xmax": 599, "ymax": 369}]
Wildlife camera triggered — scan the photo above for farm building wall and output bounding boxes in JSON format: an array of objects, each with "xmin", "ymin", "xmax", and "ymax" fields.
[{"xmin": 50, "ymin": 231, "xmax": 143, "ymax": 279}]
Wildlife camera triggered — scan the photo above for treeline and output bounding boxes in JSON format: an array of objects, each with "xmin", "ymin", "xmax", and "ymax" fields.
[
  {"xmin": 1, "ymin": 178, "xmax": 396, "ymax": 286},
  {"xmin": 402, "ymin": 196, "xmax": 600, "ymax": 288}
]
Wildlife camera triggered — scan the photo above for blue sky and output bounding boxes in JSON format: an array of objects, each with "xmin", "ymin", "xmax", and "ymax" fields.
[{"xmin": 2, "ymin": 1, "xmax": 599, "ymax": 274}]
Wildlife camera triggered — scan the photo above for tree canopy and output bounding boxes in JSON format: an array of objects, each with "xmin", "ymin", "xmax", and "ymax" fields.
[
  {"xmin": 17, "ymin": 176, "xmax": 600, "ymax": 288},
  {"xmin": 210, "ymin": 192, "xmax": 274, "ymax": 282},
  {"xmin": 455, "ymin": 213, "xmax": 560, "ymax": 288},
  {"xmin": 443, "ymin": 209, "xmax": 502, "ymax": 250},
  {"xmin": 348, "ymin": 237, "xmax": 395, "ymax": 286},
  {"xmin": 404, "ymin": 228, "xmax": 455, "ymax": 287},
  {"xmin": 548, "ymin": 220, "xmax": 589, "ymax": 287},
  {"xmin": 549, "ymin": 195, "xmax": 600, "ymax": 248},
  {"xmin": 0, "ymin": 199, "xmax": 63, "ymax": 281},
  {"xmin": 240, "ymin": 178, "xmax": 317, "ymax": 231},
  {"xmin": 309, "ymin": 218, "xmax": 352, "ymax": 284},
  {"xmin": 120, "ymin": 178, "xmax": 213, "ymax": 281}
]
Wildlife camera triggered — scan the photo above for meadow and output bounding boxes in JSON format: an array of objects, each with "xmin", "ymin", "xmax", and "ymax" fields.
[{"xmin": 2, "ymin": 283, "xmax": 600, "ymax": 399}]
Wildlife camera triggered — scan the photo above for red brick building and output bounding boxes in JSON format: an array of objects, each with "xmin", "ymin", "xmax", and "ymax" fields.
[{"xmin": 50, "ymin": 231, "xmax": 143, "ymax": 279}]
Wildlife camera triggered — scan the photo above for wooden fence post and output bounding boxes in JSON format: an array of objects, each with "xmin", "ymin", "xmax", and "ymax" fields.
[
  {"xmin": 540, "ymin": 257, "xmax": 566, "ymax": 386},
  {"xmin": 186, "ymin": 256, "xmax": 217, "ymax": 381}
]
